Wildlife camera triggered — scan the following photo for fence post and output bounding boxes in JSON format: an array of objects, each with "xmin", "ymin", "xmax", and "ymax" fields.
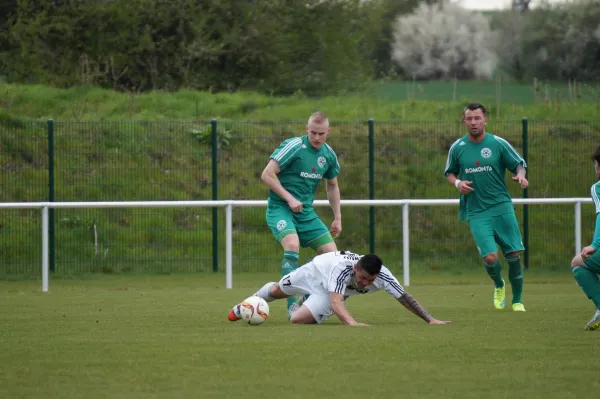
[
  {"xmin": 211, "ymin": 119, "xmax": 218, "ymax": 272},
  {"xmin": 575, "ymin": 201, "xmax": 582, "ymax": 257},
  {"xmin": 368, "ymin": 118, "xmax": 375, "ymax": 254},
  {"xmin": 226, "ymin": 203, "xmax": 233, "ymax": 289},
  {"xmin": 522, "ymin": 117, "xmax": 529, "ymax": 269},
  {"xmin": 42, "ymin": 206, "xmax": 49, "ymax": 292},
  {"xmin": 47, "ymin": 119, "xmax": 56, "ymax": 273}
]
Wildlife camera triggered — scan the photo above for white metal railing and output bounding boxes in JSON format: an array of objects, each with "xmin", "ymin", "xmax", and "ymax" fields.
[{"xmin": 0, "ymin": 198, "xmax": 592, "ymax": 292}]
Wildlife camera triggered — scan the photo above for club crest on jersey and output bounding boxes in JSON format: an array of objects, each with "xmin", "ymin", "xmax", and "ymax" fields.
[
  {"xmin": 481, "ymin": 148, "xmax": 492, "ymax": 158},
  {"xmin": 276, "ymin": 220, "xmax": 287, "ymax": 231},
  {"xmin": 317, "ymin": 156, "xmax": 327, "ymax": 168}
]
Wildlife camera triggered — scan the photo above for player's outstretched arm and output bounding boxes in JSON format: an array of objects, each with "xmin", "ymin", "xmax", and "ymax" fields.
[
  {"xmin": 329, "ymin": 292, "xmax": 368, "ymax": 326},
  {"xmin": 397, "ymin": 292, "xmax": 451, "ymax": 325}
]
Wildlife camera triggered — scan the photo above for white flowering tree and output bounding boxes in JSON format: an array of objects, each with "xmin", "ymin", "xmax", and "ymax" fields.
[{"xmin": 391, "ymin": 2, "xmax": 498, "ymax": 80}]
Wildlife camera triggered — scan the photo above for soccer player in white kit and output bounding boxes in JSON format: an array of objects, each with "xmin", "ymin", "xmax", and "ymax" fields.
[{"xmin": 228, "ymin": 251, "xmax": 451, "ymax": 326}]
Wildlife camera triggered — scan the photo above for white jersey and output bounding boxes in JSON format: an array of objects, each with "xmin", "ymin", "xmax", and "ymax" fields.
[{"xmin": 306, "ymin": 251, "xmax": 405, "ymax": 299}]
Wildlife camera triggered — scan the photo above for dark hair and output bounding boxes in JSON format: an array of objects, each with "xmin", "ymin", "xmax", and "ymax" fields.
[
  {"xmin": 594, "ymin": 145, "xmax": 600, "ymax": 164},
  {"xmin": 464, "ymin": 103, "xmax": 487, "ymax": 117},
  {"xmin": 357, "ymin": 254, "xmax": 383, "ymax": 275}
]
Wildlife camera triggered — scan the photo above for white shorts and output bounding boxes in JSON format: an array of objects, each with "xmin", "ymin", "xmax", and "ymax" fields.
[{"xmin": 278, "ymin": 263, "xmax": 335, "ymax": 324}]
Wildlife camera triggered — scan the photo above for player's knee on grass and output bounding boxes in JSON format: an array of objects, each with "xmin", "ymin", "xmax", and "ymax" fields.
[
  {"xmin": 483, "ymin": 252, "xmax": 499, "ymax": 264},
  {"xmin": 289, "ymin": 305, "xmax": 317, "ymax": 324}
]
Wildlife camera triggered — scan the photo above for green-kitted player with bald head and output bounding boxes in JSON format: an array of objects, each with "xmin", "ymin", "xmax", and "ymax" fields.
[
  {"xmin": 445, "ymin": 103, "xmax": 528, "ymax": 312},
  {"xmin": 261, "ymin": 112, "xmax": 342, "ymax": 315}
]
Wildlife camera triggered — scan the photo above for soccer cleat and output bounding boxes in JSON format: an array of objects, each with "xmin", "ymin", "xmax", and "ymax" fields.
[
  {"xmin": 493, "ymin": 280, "xmax": 506, "ymax": 310},
  {"xmin": 512, "ymin": 303, "xmax": 526, "ymax": 312},
  {"xmin": 228, "ymin": 304, "xmax": 241, "ymax": 321},
  {"xmin": 584, "ymin": 309, "xmax": 600, "ymax": 331}
]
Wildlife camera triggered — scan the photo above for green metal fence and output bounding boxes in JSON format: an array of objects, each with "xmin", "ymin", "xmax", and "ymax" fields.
[{"xmin": 1, "ymin": 119, "xmax": 599, "ymax": 277}]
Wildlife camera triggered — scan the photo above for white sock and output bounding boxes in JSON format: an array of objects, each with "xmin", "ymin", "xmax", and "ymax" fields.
[{"xmin": 253, "ymin": 282, "xmax": 277, "ymax": 302}]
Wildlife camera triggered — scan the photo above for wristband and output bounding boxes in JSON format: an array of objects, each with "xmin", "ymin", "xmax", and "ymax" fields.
[{"xmin": 454, "ymin": 179, "xmax": 462, "ymax": 189}]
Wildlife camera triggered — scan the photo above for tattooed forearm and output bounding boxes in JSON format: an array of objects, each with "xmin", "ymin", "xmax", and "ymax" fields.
[{"xmin": 398, "ymin": 291, "xmax": 432, "ymax": 322}]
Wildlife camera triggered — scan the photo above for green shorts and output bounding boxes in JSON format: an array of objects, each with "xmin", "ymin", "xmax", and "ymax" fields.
[
  {"xmin": 583, "ymin": 250, "xmax": 600, "ymax": 273},
  {"xmin": 266, "ymin": 203, "xmax": 334, "ymax": 250},
  {"xmin": 468, "ymin": 212, "xmax": 524, "ymax": 258}
]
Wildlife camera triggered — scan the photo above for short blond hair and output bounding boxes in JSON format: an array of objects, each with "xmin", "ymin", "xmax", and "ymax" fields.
[{"xmin": 308, "ymin": 111, "xmax": 328, "ymax": 125}]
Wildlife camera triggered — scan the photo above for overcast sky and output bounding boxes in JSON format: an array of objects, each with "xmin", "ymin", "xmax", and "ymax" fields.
[{"xmin": 459, "ymin": 0, "xmax": 567, "ymax": 10}]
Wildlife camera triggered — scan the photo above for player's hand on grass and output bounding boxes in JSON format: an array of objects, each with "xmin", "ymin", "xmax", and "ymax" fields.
[
  {"xmin": 428, "ymin": 319, "xmax": 451, "ymax": 325},
  {"xmin": 581, "ymin": 246, "xmax": 596, "ymax": 260},
  {"xmin": 288, "ymin": 198, "xmax": 303, "ymax": 213},
  {"xmin": 512, "ymin": 175, "xmax": 528, "ymax": 189},
  {"xmin": 350, "ymin": 322, "xmax": 370, "ymax": 327},
  {"xmin": 457, "ymin": 180, "xmax": 474, "ymax": 195},
  {"xmin": 330, "ymin": 220, "xmax": 342, "ymax": 238}
]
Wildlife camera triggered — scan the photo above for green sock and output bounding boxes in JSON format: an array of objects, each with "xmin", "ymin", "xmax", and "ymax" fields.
[
  {"xmin": 484, "ymin": 260, "xmax": 504, "ymax": 288},
  {"xmin": 572, "ymin": 266, "xmax": 600, "ymax": 310},
  {"xmin": 282, "ymin": 250, "xmax": 299, "ymax": 309},
  {"xmin": 506, "ymin": 255, "xmax": 524, "ymax": 304}
]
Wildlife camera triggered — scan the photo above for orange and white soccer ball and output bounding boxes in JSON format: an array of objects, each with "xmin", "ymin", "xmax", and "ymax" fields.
[{"xmin": 239, "ymin": 296, "xmax": 270, "ymax": 325}]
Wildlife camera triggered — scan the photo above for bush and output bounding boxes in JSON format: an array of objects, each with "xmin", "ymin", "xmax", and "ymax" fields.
[
  {"xmin": 391, "ymin": 2, "xmax": 497, "ymax": 80},
  {"xmin": 2, "ymin": 0, "xmax": 380, "ymax": 95},
  {"xmin": 518, "ymin": 0, "xmax": 600, "ymax": 81}
]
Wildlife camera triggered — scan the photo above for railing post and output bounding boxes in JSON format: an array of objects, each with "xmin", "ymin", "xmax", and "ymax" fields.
[
  {"xmin": 402, "ymin": 203, "xmax": 410, "ymax": 287},
  {"xmin": 42, "ymin": 206, "xmax": 49, "ymax": 292},
  {"xmin": 368, "ymin": 118, "xmax": 375, "ymax": 254},
  {"xmin": 522, "ymin": 117, "xmax": 529, "ymax": 269},
  {"xmin": 211, "ymin": 119, "xmax": 219, "ymax": 272},
  {"xmin": 47, "ymin": 119, "xmax": 56, "ymax": 273},
  {"xmin": 575, "ymin": 201, "xmax": 582, "ymax": 257},
  {"xmin": 226, "ymin": 203, "xmax": 233, "ymax": 289}
]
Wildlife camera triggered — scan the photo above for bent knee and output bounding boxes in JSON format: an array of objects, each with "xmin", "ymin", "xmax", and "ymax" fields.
[
  {"xmin": 483, "ymin": 253, "xmax": 499, "ymax": 264},
  {"xmin": 289, "ymin": 316, "xmax": 305, "ymax": 324},
  {"xmin": 571, "ymin": 255, "xmax": 586, "ymax": 268},
  {"xmin": 289, "ymin": 309, "xmax": 317, "ymax": 325},
  {"xmin": 281, "ymin": 235, "xmax": 300, "ymax": 252},
  {"xmin": 289, "ymin": 315, "xmax": 310, "ymax": 324}
]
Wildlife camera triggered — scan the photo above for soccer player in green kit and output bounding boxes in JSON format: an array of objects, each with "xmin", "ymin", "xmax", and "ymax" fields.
[
  {"xmin": 261, "ymin": 112, "xmax": 342, "ymax": 315},
  {"xmin": 445, "ymin": 103, "xmax": 528, "ymax": 312},
  {"xmin": 570, "ymin": 145, "xmax": 600, "ymax": 331}
]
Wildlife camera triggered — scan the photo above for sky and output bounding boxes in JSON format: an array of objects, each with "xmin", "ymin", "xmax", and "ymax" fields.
[
  {"xmin": 459, "ymin": 0, "xmax": 512, "ymax": 9},
  {"xmin": 458, "ymin": 0, "xmax": 567, "ymax": 10}
]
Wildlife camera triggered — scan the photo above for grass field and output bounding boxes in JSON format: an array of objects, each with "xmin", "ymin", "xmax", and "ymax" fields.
[
  {"xmin": 373, "ymin": 79, "xmax": 600, "ymax": 105},
  {"xmin": 1, "ymin": 272, "xmax": 599, "ymax": 399},
  {"xmin": 1, "ymin": 81, "xmax": 599, "ymax": 121}
]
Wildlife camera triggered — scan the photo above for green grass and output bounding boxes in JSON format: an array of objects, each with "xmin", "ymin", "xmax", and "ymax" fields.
[
  {"xmin": 1, "ymin": 272, "xmax": 599, "ymax": 399},
  {"xmin": 374, "ymin": 79, "xmax": 600, "ymax": 106},
  {"xmin": 1, "ymin": 81, "xmax": 600, "ymax": 121}
]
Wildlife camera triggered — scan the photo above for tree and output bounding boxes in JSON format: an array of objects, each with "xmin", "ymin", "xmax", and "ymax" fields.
[
  {"xmin": 391, "ymin": 2, "xmax": 497, "ymax": 80},
  {"xmin": 519, "ymin": 0, "xmax": 600, "ymax": 81}
]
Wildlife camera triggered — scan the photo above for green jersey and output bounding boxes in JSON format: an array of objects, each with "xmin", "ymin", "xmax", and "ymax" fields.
[
  {"xmin": 269, "ymin": 136, "xmax": 340, "ymax": 206},
  {"xmin": 444, "ymin": 132, "xmax": 526, "ymax": 220},
  {"xmin": 590, "ymin": 181, "xmax": 600, "ymax": 250}
]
